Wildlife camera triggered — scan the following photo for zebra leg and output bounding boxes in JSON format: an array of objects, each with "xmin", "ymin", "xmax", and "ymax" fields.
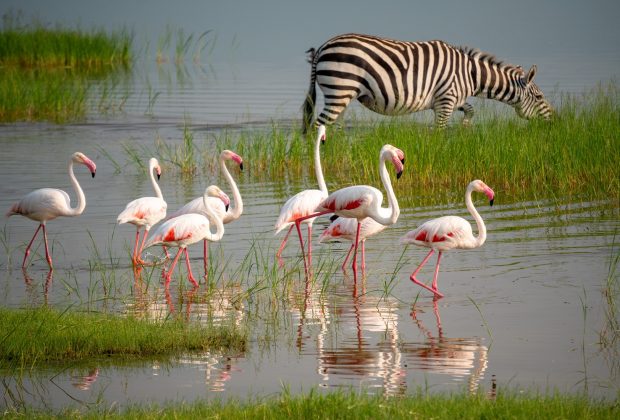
[
  {"xmin": 458, "ymin": 102, "xmax": 474, "ymax": 126},
  {"xmin": 432, "ymin": 102, "xmax": 456, "ymax": 129}
]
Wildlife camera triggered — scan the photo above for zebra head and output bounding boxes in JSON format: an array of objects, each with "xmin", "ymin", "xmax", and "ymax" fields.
[{"xmin": 513, "ymin": 65, "xmax": 553, "ymax": 121}]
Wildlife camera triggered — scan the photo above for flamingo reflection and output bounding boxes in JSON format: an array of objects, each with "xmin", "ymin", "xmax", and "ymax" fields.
[
  {"xmin": 22, "ymin": 268, "xmax": 53, "ymax": 305},
  {"xmin": 71, "ymin": 368, "xmax": 99, "ymax": 391},
  {"xmin": 408, "ymin": 300, "xmax": 489, "ymax": 394}
]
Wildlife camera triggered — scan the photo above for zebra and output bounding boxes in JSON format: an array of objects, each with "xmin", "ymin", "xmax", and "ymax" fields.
[{"xmin": 302, "ymin": 33, "xmax": 553, "ymax": 132}]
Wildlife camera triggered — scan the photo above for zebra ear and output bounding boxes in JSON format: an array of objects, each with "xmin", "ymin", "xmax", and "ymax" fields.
[{"xmin": 525, "ymin": 65, "xmax": 537, "ymax": 85}]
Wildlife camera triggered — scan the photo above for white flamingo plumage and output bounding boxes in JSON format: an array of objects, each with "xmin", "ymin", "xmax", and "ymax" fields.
[
  {"xmin": 400, "ymin": 179, "xmax": 495, "ymax": 299},
  {"xmin": 143, "ymin": 185, "xmax": 226, "ymax": 288},
  {"xmin": 117, "ymin": 158, "xmax": 167, "ymax": 265},
  {"xmin": 297, "ymin": 144, "xmax": 404, "ymax": 277},
  {"xmin": 319, "ymin": 215, "xmax": 387, "ymax": 273},
  {"xmin": 167, "ymin": 150, "xmax": 243, "ymax": 272},
  {"xmin": 6, "ymin": 152, "xmax": 97, "ymax": 269},
  {"xmin": 274, "ymin": 125, "xmax": 327, "ymax": 272}
]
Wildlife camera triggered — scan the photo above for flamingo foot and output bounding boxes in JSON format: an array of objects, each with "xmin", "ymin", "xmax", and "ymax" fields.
[{"xmin": 410, "ymin": 275, "xmax": 444, "ymax": 298}]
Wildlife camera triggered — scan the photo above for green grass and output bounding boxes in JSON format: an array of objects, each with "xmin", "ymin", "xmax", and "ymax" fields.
[
  {"xmin": 12, "ymin": 390, "xmax": 619, "ymax": 419},
  {"xmin": 227, "ymin": 83, "xmax": 619, "ymax": 206},
  {"xmin": 0, "ymin": 307, "xmax": 245, "ymax": 366}
]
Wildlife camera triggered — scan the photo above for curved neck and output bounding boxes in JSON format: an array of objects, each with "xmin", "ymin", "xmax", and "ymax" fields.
[
  {"xmin": 67, "ymin": 159, "xmax": 86, "ymax": 216},
  {"xmin": 221, "ymin": 156, "xmax": 242, "ymax": 219},
  {"xmin": 375, "ymin": 154, "xmax": 399, "ymax": 225},
  {"xmin": 314, "ymin": 129, "xmax": 327, "ymax": 195},
  {"xmin": 202, "ymin": 191, "xmax": 225, "ymax": 242},
  {"xmin": 465, "ymin": 185, "xmax": 487, "ymax": 247},
  {"xmin": 149, "ymin": 163, "xmax": 163, "ymax": 199}
]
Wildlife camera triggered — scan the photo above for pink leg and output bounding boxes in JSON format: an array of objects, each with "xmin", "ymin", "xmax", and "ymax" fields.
[
  {"xmin": 307, "ymin": 223, "xmax": 313, "ymax": 266},
  {"xmin": 41, "ymin": 224, "xmax": 53, "ymax": 269},
  {"xmin": 164, "ymin": 248, "xmax": 184, "ymax": 287},
  {"xmin": 360, "ymin": 239, "xmax": 366, "ymax": 274},
  {"xmin": 135, "ymin": 228, "xmax": 150, "ymax": 264},
  {"xmin": 295, "ymin": 220, "xmax": 310, "ymax": 277},
  {"xmin": 131, "ymin": 229, "xmax": 141, "ymax": 264},
  {"xmin": 184, "ymin": 248, "xmax": 199, "ymax": 287},
  {"xmin": 432, "ymin": 252, "xmax": 443, "ymax": 293},
  {"xmin": 203, "ymin": 239, "xmax": 209, "ymax": 276},
  {"xmin": 276, "ymin": 226, "xmax": 293, "ymax": 259},
  {"xmin": 341, "ymin": 244, "xmax": 354, "ymax": 271},
  {"xmin": 22, "ymin": 224, "xmax": 43, "ymax": 268},
  {"xmin": 409, "ymin": 249, "xmax": 444, "ymax": 298},
  {"xmin": 351, "ymin": 221, "xmax": 362, "ymax": 279}
]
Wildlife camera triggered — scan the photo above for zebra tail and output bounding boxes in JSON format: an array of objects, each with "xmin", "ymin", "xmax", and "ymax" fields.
[{"xmin": 302, "ymin": 47, "xmax": 317, "ymax": 134}]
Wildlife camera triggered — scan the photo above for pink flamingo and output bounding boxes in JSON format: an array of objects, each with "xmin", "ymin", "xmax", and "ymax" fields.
[
  {"xmin": 319, "ymin": 215, "xmax": 387, "ymax": 273},
  {"xmin": 6, "ymin": 152, "xmax": 97, "ymax": 270},
  {"xmin": 275, "ymin": 125, "xmax": 327, "ymax": 271},
  {"xmin": 143, "ymin": 185, "xmax": 226, "ymax": 287},
  {"xmin": 400, "ymin": 179, "xmax": 495, "ymax": 299},
  {"xmin": 167, "ymin": 150, "xmax": 243, "ymax": 273},
  {"xmin": 296, "ymin": 144, "xmax": 404, "ymax": 277},
  {"xmin": 117, "ymin": 158, "xmax": 167, "ymax": 265}
]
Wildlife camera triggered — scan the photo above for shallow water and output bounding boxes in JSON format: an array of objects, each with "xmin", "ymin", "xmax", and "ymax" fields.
[{"xmin": 0, "ymin": 119, "xmax": 618, "ymax": 410}]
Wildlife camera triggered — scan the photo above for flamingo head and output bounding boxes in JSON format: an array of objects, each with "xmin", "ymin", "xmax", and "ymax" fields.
[
  {"xmin": 222, "ymin": 150, "xmax": 244, "ymax": 171},
  {"xmin": 471, "ymin": 180, "xmax": 495, "ymax": 206},
  {"xmin": 72, "ymin": 152, "xmax": 97, "ymax": 178},
  {"xmin": 148, "ymin": 157, "xmax": 162, "ymax": 180},
  {"xmin": 206, "ymin": 185, "xmax": 230, "ymax": 212},
  {"xmin": 381, "ymin": 144, "xmax": 405, "ymax": 179}
]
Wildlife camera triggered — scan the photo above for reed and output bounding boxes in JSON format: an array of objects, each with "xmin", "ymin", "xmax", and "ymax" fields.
[
  {"xmin": 0, "ymin": 307, "xmax": 245, "ymax": 366},
  {"xmin": 23, "ymin": 390, "xmax": 619, "ymax": 419}
]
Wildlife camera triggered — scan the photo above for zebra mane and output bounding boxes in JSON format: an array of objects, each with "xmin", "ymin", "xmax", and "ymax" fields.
[{"xmin": 459, "ymin": 45, "xmax": 523, "ymax": 73}]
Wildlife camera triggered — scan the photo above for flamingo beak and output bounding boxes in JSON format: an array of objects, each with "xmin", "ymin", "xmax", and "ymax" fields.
[
  {"xmin": 157, "ymin": 174, "xmax": 161, "ymax": 180},
  {"xmin": 489, "ymin": 198, "xmax": 494, "ymax": 207},
  {"xmin": 92, "ymin": 172, "xmax": 96, "ymax": 178},
  {"xmin": 239, "ymin": 162, "xmax": 244, "ymax": 171},
  {"xmin": 396, "ymin": 170, "xmax": 403, "ymax": 179}
]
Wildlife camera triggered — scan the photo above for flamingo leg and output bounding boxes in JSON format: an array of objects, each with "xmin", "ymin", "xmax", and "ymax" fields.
[
  {"xmin": 307, "ymin": 223, "xmax": 313, "ymax": 267},
  {"xmin": 41, "ymin": 224, "xmax": 53, "ymax": 269},
  {"xmin": 431, "ymin": 251, "xmax": 443, "ymax": 295},
  {"xmin": 360, "ymin": 239, "xmax": 366, "ymax": 274},
  {"xmin": 22, "ymin": 224, "xmax": 43, "ymax": 268},
  {"xmin": 135, "ymin": 228, "xmax": 150, "ymax": 265},
  {"xmin": 184, "ymin": 248, "xmax": 199, "ymax": 287},
  {"xmin": 164, "ymin": 248, "xmax": 184, "ymax": 287},
  {"xmin": 203, "ymin": 239, "xmax": 209, "ymax": 277},
  {"xmin": 131, "ymin": 229, "xmax": 141, "ymax": 264},
  {"xmin": 351, "ymin": 221, "xmax": 362, "ymax": 279},
  {"xmin": 276, "ymin": 225, "xmax": 294, "ymax": 259},
  {"xmin": 409, "ymin": 249, "xmax": 444, "ymax": 298},
  {"xmin": 295, "ymin": 219, "xmax": 310, "ymax": 277},
  {"xmin": 341, "ymin": 244, "xmax": 354, "ymax": 271}
]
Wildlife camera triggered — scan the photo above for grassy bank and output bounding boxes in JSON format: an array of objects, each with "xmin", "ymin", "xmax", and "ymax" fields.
[
  {"xmin": 0, "ymin": 307, "xmax": 245, "ymax": 366},
  {"xmin": 0, "ymin": 19, "xmax": 131, "ymax": 122},
  {"xmin": 12, "ymin": 390, "xmax": 619, "ymax": 419},
  {"xmin": 222, "ymin": 83, "xmax": 619, "ymax": 205}
]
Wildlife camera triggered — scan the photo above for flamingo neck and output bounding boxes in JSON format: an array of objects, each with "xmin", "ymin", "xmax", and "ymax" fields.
[
  {"xmin": 375, "ymin": 153, "xmax": 399, "ymax": 225},
  {"xmin": 202, "ymin": 190, "xmax": 225, "ymax": 242},
  {"xmin": 149, "ymin": 162, "xmax": 163, "ymax": 199},
  {"xmin": 465, "ymin": 184, "xmax": 487, "ymax": 247},
  {"xmin": 314, "ymin": 128, "xmax": 328, "ymax": 195},
  {"xmin": 67, "ymin": 159, "xmax": 86, "ymax": 216},
  {"xmin": 221, "ymin": 156, "xmax": 242, "ymax": 220}
]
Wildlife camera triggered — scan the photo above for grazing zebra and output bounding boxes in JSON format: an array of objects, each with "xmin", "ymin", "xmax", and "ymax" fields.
[{"xmin": 302, "ymin": 33, "xmax": 553, "ymax": 132}]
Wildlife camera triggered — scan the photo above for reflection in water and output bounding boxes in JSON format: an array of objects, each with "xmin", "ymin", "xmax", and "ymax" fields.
[
  {"xmin": 408, "ymin": 300, "xmax": 488, "ymax": 395},
  {"xmin": 71, "ymin": 368, "xmax": 100, "ymax": 391},
  {"xmin": 21, "ymin": 268, "xmax": 53, "ymax": 306}
]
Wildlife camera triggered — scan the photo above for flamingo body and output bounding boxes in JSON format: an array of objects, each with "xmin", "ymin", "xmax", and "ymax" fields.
[
  {"xmin": 117, "ymin": 158, "xmax": 166, "ymax": 265},
  {"xmin": 401, "ymin": 179, "xmax": 495, "ymax": 298},
  {"xmin": 6, "ymin": 152, "xmax": 96, "ymax": 269},
  {"xmin": 144, "ymin": 186, "xmax": 225, "ymax": 287}
]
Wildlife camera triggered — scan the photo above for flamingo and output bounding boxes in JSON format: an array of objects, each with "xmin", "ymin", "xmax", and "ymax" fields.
[
  {"xmin": 318, "ymin": 215, "xmax": 387, "ymax": 273},
  {"xmin": 296, "ymin": 144, "xmax": 404, "ymax": 277},
  {"xmin": 400, "ymin": 179, "xmax": 495, "ymax": 299},
  {"xmin": 117, "ymin": 158, "xmax": 167, "ymax": 265},
  {"xmin": 6, "ymin": 152, "xmax": 97, "ymax": 270},
  {"xmin": 143, "ymin": 185, "xmax": 226, "ymax": 287},
  {"xmin": 274, "ymin": 125, "xmax": 327, "ymax": 272},
  {"xmin": 167, "ymin": 150, "xmax": 243, "ymax": 273}
]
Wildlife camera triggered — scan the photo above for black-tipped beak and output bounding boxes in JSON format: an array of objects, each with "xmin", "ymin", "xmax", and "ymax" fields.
[
  {"xmin": 239, "ymin": 162, "xmax": 244, "ymax": 171},
  {"xmin": 489, "ymin": 198, "xmax": 494, "ymax": 207},
  {"xmin": 225, "ymin": 204, "xmax": 230, "ymax": 212},
  {"xmin": 400, "ymin": 158, "xmax": 405, "ymax": 164},
  {"xmin": 396, "ymin": 171, "xmax": 403, "ymax": 179},
  {"xmin": 91, "ymin": 172, "xmax": 96, "ymax": 178},
  {"xmin": 329, "ymin": 214, "xmax": 339, "ymax": 222},
  {"xmin": 157, "ymin": 174, "xmax": 161, "ymax": 180}
]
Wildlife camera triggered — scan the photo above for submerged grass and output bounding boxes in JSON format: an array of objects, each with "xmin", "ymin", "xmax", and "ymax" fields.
[
  {"xmin": 17, "ymin": 390, "xmax": 620, "ymax": 419},
  {"xmin": 0, "ymin": 307, "xmax": 245, "ymax": 366}
]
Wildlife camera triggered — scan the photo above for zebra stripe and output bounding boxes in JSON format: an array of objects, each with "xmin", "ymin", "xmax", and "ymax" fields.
[{"xmin": 302, "ymin": 33, "xmax": 553, "ymax": 132}]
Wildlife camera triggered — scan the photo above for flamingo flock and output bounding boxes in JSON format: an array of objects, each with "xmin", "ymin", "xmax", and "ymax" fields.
[{"xmin": 5, "ymin": 125, "xmax": 495, "ymax": 298}]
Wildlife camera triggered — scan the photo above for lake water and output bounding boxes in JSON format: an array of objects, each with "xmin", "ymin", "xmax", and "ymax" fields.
[{"xmin": 1, "ymin": 0, "xmax": 619, "ymax": 411}]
